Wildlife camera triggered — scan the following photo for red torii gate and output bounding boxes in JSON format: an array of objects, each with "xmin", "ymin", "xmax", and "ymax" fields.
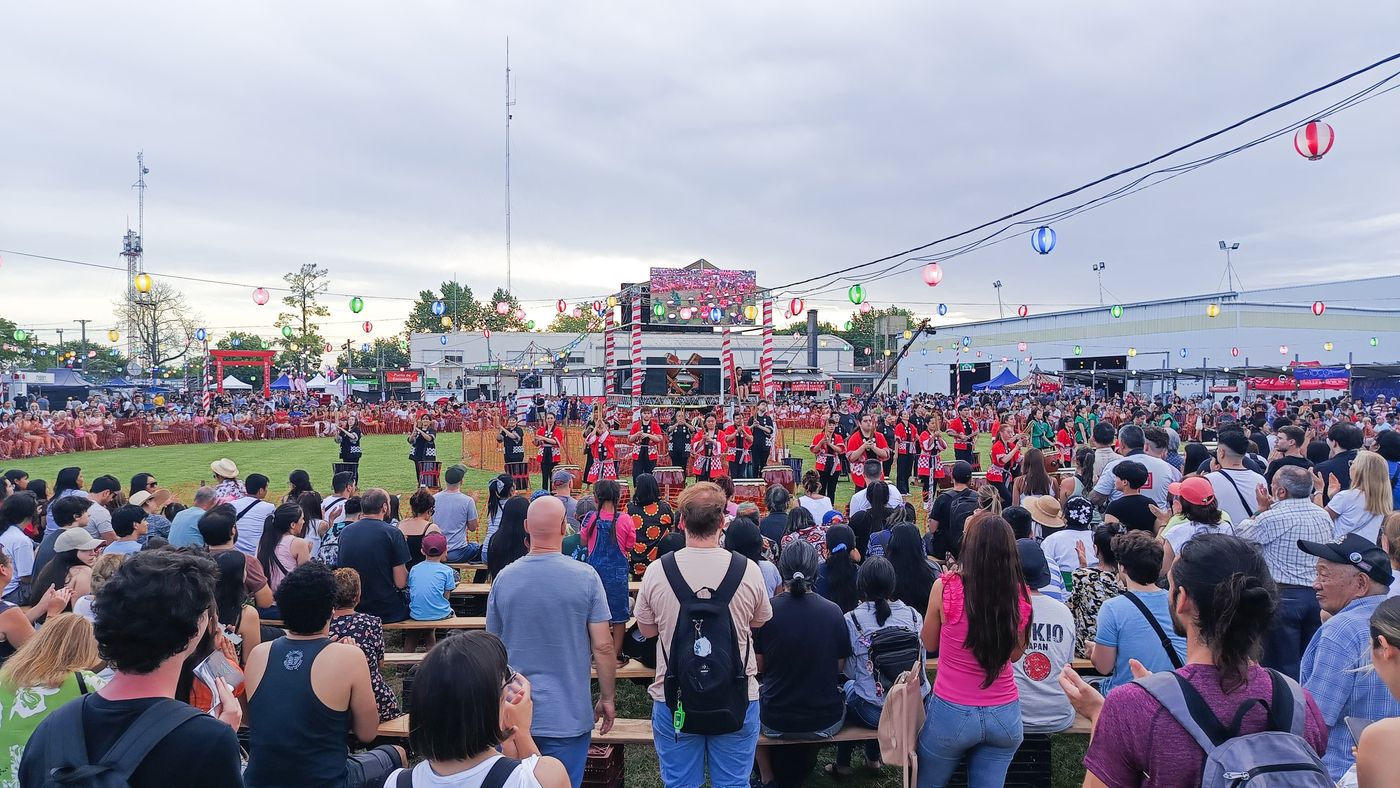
[{"xmin": 209, "ymin": 349, "xmax": 276, "ymax": 397}]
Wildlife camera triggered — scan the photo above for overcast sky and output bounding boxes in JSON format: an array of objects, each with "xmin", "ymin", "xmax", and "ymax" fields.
[{"xmin": 4, "ymin": 1, "xmax": 1400, "ymax": 352}]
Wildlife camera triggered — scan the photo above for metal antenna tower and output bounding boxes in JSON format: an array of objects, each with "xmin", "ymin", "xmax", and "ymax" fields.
[
  {"xmin": 120, "ymin": 151, "xmax": 149, "ymax": 358},
  {"xmin": 504, "ymin": 39, "xmax": 517, "ymax": 294}
]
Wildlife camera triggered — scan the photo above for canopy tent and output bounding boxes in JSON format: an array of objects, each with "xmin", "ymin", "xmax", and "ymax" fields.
[
  {"xmin": 268, "ymin": 374, "xmax": 292, "ymax": 391},
  {"xmin": 102, "ymin": 376, "xmax": 137, "ymax": 388},
  {"xmin": 972, "ymin": 368, "xmax": 1021, "ymax": 391},
  {"xmin": 1006, "ymin": 368, "xmax": 1063, "ymax": 393},
  {"xmin": 221, "ymin": 375, "xmax": 253, "ymax": 391},
  {"xmin": 44, "ymin": 368, "xmax": 95, "ymax": 387},
  {"xmin": 305, "ymin": 374, "xmax": 331, "ymax": 389}
]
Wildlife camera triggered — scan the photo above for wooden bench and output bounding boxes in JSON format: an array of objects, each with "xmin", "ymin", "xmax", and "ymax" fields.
[
  {"xmin": 451, "ymin": 581, "xmax": 642, "ymax": 596},
  {"xmin": 447, "ymin": 563, "xmax": 487, "ymax": 573},
  {"xmin": 383, "ymin": 617, "xmax": 487, "ymax": 631}
]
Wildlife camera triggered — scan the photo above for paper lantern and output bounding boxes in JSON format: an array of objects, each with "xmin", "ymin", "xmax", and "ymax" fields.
[
  {"xmin": 195, "ymin": 328, "xmax": 207, "ymax": 342},
  {"xmin": 232, "ymin": 338, "xmax": 242, "ymax": 347},
  {"xmin": 903, "ymin": 329, "xmax": 913, "ymax": 340},
  {"xmin": 512, "ymin": 308, "xmax": 525, "ymax": 322},
  {"xmin": 592, "ymin": 300, "xmax": 603, "ymax": 313},
  {"xmin": 440, "ymin": 316, "xmax": 451, "ymax": 328},
  {"xmin": 494, "ymin": 302, "xmax": 508, "ymax": 316},
  {"xmin": 289, "ymin": 343, "xmax": 300, "ymax": 352},
  {"xmin": 789, "ymin": 298, "xmax": 804, "ymax": 314},
  {"xmin": 1110, "ymin": 305, "xmax": 1123, "ymax": 318},
  {"xmin": 1016, "ymin": 304, "xmax": 1028, "ymax": 318},
  {"xmin": 439, "ymin": 335, "xmax": 448, "ymax": 345},
  {"xmin": 843, "ymin": 320, "xmax": 854, "ymax": 331},
  {"xmin": 1018, "ymin": 342, "xmax": 1028, "ymax": 352},
  {"xmin": 709, "ymin": 307, "xmax": 723, "ymax": 322},
  {"xmin": 1073, "ymin": 345, "xmax": 1082, "ymax": 356},
  {"xmin": 134, "ymin": 273, "xmax": 153, "ymax": 294},
  {"xmin": 652, "ymin": 303, "xmax": 666, "ymax": 318},
  {"xmin": 1030, "ymin": 226, "xmax": 1056, "ymax": 255},
  {"xmin": 859, "ymin": 302, "xmax": 873, "ymax": 315},
  {"xmin": 744, "ymin": 305, "xmax": 757, "ymax": 321},
  {"xmin": 864, "ymin": 348, "xmax": 872, "ymax": 356},
  {"xmin": 920, "ymin": 349, "xmax": 927, "ymax": 356},
  {"xmin": 1229, "ymin": 347, "xmax": 1239, "ymax": 358},
  {"xmin": 362, "ymin": 321, "xmax": 373, "ymax": 333},
  {"xmin": 1279, "ymin": 345, "xmax": 1289, "ymax": 354},
  {"xmin": 1324, "ymin": 342, "xmax": 1334, "ymax": 352},
  {"xmin": 608, "ymin": 296, "xmax": 618, "ymax": 308},
  {"xmin": 937, "ymin": 303, "xmax": 948, "ymax": 316},
  {"xmin": 260, "ymin": 340, "xmax": 270, "ymax": 349},
  {"xmin": 1179, "ymin": 348, "xmax": 1188, "ymax": 358},
  {"xmin": 323, "ymin": 342, "xmax": 333, "ymax": 353},
  {"xmin": 87, "ymin": 350, "xmax": 96, "ymax": 359},
  {"xmin": 430, "ymin": 300, "xmax": 446, "ymax": 317},
  {"xmin": 281, "ymin": 326, "xmax": 294, "ymax": 338},
  {"xmin": 483, "ymin": 329, "xmax": 492, "ymax": 339},
  {"xmin": 1311, "ymin": 301, "xmax": 1325, "ymax": 316},
  {"xmin": 922, "ymin": 263, "xmax": 943, "ymax": 287},
  {"xmin": 11, "ymin": 329, "xmax": 26, "ymax": 341},
  {"xmin": 360, "ymin": 343, "xmax": 370, "ymax": 352},
  {"xmin": 961, "ymin": 336, "xmax": 971, "ymax": 347},
  {"xmin": 1206, "ymin": 303, "xmax": 1220, "ymax": 318},
  {"xmin": 937, "ymin": 346, "xmax": 944, "ymax": 353},
  {"xmin": 1371, "ymin": 336, "xmax": 1379, "ymax": 347},
  {"xmin": 848, "ymin": 285, "xmax": 865, "ymax": 305},
  {"xmin": 1294, "ymin": 120, "xmax": 1335, "ymax": 161},
  {"xmin": 349, "ymin": 296, "xmax": 364, "ymax": 313},
  {"xmin": 885, "ymin": 349, "xmax": 893, "ymax": 357},
  {"xmin": 1128, "ymin": 347, "xmax": 1137, "ymax": 357},
  {"xmin": 107, "ymin": 329, "xmax": 120, "ymax": 342},
  {"xmin": 527, "ymin": 320, "xmax": 536, "ymax": 330}
]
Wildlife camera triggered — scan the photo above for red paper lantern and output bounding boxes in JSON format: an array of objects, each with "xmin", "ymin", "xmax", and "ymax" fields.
[
  {"xmin": 789, "ymin": 298, "xmax": 804, "ymax": 315},
  {"xmin": 557, "ymin": 299, "xmax": 567, "ymax": 313},
  {"xmin": 1017, "ymin": 342, "xmax": 1027, "ymax": 352},
  {"xmin": 921, "ymin": 263, "xmax": 943, "ymax": 287},
  {"xmin": 1016, "ymin": 304, "xmax": 1028, "ymax": 318},
  {"xmin": 1294, "ymin": 120, "xmax": 1335, "ymax": 161},
  {"xmin": 1311, "ymin": 301, "xmax": 1325, "ymax": 316},
  {"xmin": 592, "ymin": 300, "xmax": 603, "ymax": 312},
  {"xmin": 483, "ymin": 329, "xmax": 492, "ymax": 339},
  {"xmin": 323, "ymin": 342, "xmax": 333, "ymax": 353},
  {"xmin": 1231, "ymin": 347, "xmax": 1239, "ymax": 357},
  {"xmin": 361, "ymin": 321, "xmax": 372, "ymax": 333}
]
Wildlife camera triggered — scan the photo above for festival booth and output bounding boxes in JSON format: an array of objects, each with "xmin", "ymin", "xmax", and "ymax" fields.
[
  {"xmin": 305, "ymin": 374, "xmax": 331, "ymax": 390},
  {"xmin": 1005, "ymin": 369, "xmax": 1063, "ymax": 394},
  {"xmin": 220, "ymin": 375, "xmax": 253, "ymax": 391},
  {"xmin": 38, "ymin": 367, "xmax": 95, "ymax": 406},
  {"xmin": 972, "ymin": 368, "xmax": 1020, "ymax": 391},
  {"xmin": 268, "ymin": 374, "xmax": 292, "ymax": 391}
]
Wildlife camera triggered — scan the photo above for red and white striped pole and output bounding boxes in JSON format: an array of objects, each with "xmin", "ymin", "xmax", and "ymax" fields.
[
  {"xmin": 722, "ymin": 327, "xmax": 734, "ymax": 398},
  {"xmin": 630, "ymin": 293, "xmax": 643, "ymax": 413},
  {"xmin": 760, "ymin": 298, "xmax": 775, "ymax": 398},
  {"xmin": 603, "ymin": 306, "xmax": 615, "ymax": 398},
  {"xmin": 201, "ymin": 341, "xmax": 212, "ymax": 412}
]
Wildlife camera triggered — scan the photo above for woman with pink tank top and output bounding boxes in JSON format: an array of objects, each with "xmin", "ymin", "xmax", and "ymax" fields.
[{"xmin": 918, "ymin": 514, "xmax": 1032, "ymax": 787}]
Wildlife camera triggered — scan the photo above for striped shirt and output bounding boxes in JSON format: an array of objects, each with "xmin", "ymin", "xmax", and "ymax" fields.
[{"xmin": 1233, "ymin": 498, "xmax": 1334, "ymax": 587}]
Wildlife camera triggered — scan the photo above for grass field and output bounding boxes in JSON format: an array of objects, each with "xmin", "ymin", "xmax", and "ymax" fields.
[{"xmin": 11, "ymin": 430, "xmax": 1092, "ymax": 787}]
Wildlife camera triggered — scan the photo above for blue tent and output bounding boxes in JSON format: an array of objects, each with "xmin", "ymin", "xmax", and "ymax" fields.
[
  {"xmin": 103, "ymin": 376, "xmax": 136, "ymax": 388},
  {"xmin": 973, "ymin": 368, "xmax": 1021, "ymax": 391},
  {"xmin": 268, "ymin": 374, "xmax": 292, "ymax": 390}
]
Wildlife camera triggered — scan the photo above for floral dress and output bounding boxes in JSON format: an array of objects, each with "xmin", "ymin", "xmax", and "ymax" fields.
[
  {"xmin": 626, "ymin": 501, "xmax": 675, "ymax": 580},
  {"xmin": 329, "ymin": 612, "xmax": 400, "ymax": 721},
  {"xmin": 1068, "ymin": 566, "xmax": 1120, "ymax": 659}
]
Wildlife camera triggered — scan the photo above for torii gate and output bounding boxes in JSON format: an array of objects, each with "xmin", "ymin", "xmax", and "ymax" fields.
[{"xmin": 209, "ymin": 349, "xmax": 276, "ymax": 397}]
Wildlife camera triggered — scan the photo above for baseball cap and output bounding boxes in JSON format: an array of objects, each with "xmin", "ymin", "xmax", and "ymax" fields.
[
  {"xmin": 822, "ymin": 510, "xmax": 845, "ymax": 526},
  {"xmin": 55, "ymin": 528, "xmax": 104, "ymax": 552},
  {"xmin": 1168, "ymin": 476, "xmax": 1216, "ymax": 506},
  {"xmin": 1017, "ymin": 539, "xmax": 1053, "ymax": 589},
  {"xmin": 551, "ymin": 470, "xmax": 574, "ymax": 488},
  {"xmin": 1298, "ymin": 534, "xmax": 1394, "ymax": 587},
  {"xmin": 421, "ymin": 532, "xmax": 448, "ymax": 558},
  {"xmin": 1112, "ymin": 460, "xmax": 1149, "ymax": 489},
  {"xmin": 443, "ymin": 464, "xmax": 468, "ymax": 486}
]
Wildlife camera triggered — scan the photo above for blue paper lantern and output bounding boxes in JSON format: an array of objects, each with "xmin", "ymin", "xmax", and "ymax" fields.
[
  {"xmin": 431, "ymin": 300, "xmax": 446, "ymax": 316},
  {"xmin": 231, "ymin": 338, "xmax": 242, "ymax": 347},
  {"xmin": 709, "ymin": 307, "xmax": 723, "ymax": 322},
  {"xmin": 1179, "ymin": 347, "xmax": 1188, "ymax": 358},
  {"xmin": 920, "ymin": 348, "xmax": 927, "ymax": 357},
  {"xmin": 961, "ymin": 336, "xmax": 971, "ymax": 347},
  {"xmin": 1030, "ymin": 226, "xmax": 1056, "ymax": 255},
  {"xmin": 361, "ymin": 343, "xmax": 371, "ymax": 352},
  {"xmin": 195, "ymin": 328, "xmax": 207, "ymax": 342},
  {"xmin": 937, "ymin": 303, "xmax": 948, "ymax": 316},
  {"xmin": 439, "ymin": 335, "xmax": 448, "ymax": 345}
]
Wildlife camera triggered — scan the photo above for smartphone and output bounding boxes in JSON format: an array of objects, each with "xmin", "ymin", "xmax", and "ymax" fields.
[{"xmin": 1345, "ymin": 716, "xmax": 1375, "ymax": 744}]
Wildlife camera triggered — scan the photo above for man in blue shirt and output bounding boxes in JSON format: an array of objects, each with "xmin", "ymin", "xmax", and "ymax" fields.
[
  {"xmin": 168, "ymin": 486, "xmax": 216, "ymax": 547},
  {"xmin": 1299, "ymin": 534, "xmax": 1400, "ymax": 780}
]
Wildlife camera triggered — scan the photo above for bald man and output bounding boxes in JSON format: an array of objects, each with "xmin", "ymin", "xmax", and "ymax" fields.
[{"xmin": 486, "ymin": 496, "xmax": 617, "ymax": 788}]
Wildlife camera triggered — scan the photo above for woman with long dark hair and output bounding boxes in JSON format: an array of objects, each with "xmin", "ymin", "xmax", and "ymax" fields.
[
  {"xmin": 725, "ymin": 517, "xmax": 780, "ymax": 596},
  {"xmin": 856, "ymin": 481, "xmax": 895, "ymax": 557},
  {"xmin": 480, "ymin": 474, "xmax": 513, "ymax": 564},
  {"xmin": 1012, "ymin": 448, "xmax": 1055, "ymax": 506},
  {"xmin": 815, "ymin": 525, "xmax": 859, "ymax": 613},
  {"xmin": 285, "ymin": 469, "xmax": 314, "ymax": 503},
  {"xmin": 255, "ymin": 502, "xmax": 311, "ymax": 593},
  {"xmin": 886, "ymin": 522, "xmax": 939, "ymax": 612},
  {"xmin": 486, "ymin": 496, "xmax": 531, "ymax": 580},
  {"xmin": 213, "ymin": 550, "xmax": 261, "ymax": 666},
  {"xmin": 918, "ymin": 515, "xmax": 1032, "ymax": 786}
]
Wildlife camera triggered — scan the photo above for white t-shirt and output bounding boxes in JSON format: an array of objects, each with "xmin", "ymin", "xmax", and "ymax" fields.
[
  {"xmin": 1093, "ymin": 453, "xmax": 1181, "ymax": 507},
  {"xmin": 1163, "ymin": 520, "xmax": 1236, "ymax": 557},
  {"xmin": 1013, "ymin": 593, "xmax": 1077, "ymax": 733},
  {"xmin": 1041, "ymin": 529, "xmax": 1097, "ymax": 586},
  {"xmin": 1207, "ymin": 468, "xmax": 1268, "ymax": 528},
  {"xmin": 798, "ymin": 495, "xmax": 835, "ymax": 523},
  {"xmin": 387, "ymin": 755, "xmax": 544, "ymax": 787},
  {"xmin": 230, "ymin": 497, "xmax": 276, "ymax": 556},
  {"xmin": 848, "ymin": 483, "xmax": 903, "ymax": 517},
  {"xmin": 1328, "ymin": 488, "xmax": 1384, "ymax": 543},
  {"xmin": 0, "ymin": 526, "xmax": 34, "ymax": 596}
]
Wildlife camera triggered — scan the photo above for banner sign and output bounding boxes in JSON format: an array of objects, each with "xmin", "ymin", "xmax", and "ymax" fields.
[
  {"xmin": 384, "ymin": 371, "xmax": 420, "ymax": 383},
  {"xmin": 1293, "ymin": 366, "xmax": 1349, "ymax": 381}
]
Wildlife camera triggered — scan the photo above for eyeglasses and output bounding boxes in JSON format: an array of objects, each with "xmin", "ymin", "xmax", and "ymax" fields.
[{"xmin": 146, "ymin": 481, "xmax": 158, "ymax": 488}]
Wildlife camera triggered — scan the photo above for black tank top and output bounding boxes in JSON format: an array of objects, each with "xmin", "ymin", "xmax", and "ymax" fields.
[
  {"xmin": 0, "ymin": 602, "xmax": 17, "ymax": 664},
  {"xmin": 245, "ymin": 637, "xmax": 349, "ymax": 788}
]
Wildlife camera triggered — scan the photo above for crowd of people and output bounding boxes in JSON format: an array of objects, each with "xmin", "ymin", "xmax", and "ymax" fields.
[{"xmin": 0, "ymin": 386, "xmax": 1396, "ymax": 786}]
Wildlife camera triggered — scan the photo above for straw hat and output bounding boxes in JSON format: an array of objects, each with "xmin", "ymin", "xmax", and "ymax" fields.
[
  {"xmin": 1025, "ymin": 496, "xmax": 1065, "ymax": 528},
  {"xmin": 210, "ymin": 459, "xmax": 239, "ymax": 479},
  {"xmin": 130, "ymin": 488, "xmax": 173, "ymax": 509}
]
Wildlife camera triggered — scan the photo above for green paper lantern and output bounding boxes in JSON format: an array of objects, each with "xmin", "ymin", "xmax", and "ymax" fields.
[
  {"xmin": 349, "ymin": 296, "xmax": 364, "ymax": 313},
  {"xmin": 653, "ymin": 303, "xmax": 666, "ymax": 318},
  {"xmin": 281, "ymin": 326, "xmax": 294, "ymax": 338},
  {"xmin": 1371, "ymin": 337, "xmax": 1379, "ymax": 347},
  {"xmin": 1074, "ymin": 345, "xmax": 1083, "ymax": 356},
  {"xmin": 843, "ymin": 320, "xmax": 854, "ymax": 331},
  {"xmin": 526, "ymin": 320, "xmax": 536, "ymax": 330},
  {"xmin": 260, "ymin": 340, "xmax": 269, "ymax": 349},
  {"xmin": 848, "ymin": 285, "xmax": 865, "ymax": 305},
  {"xmin": 12, "ymin": 329, "xmax": 26, "ymax": 342},
  {"xmin": 1110, "ymin": 304, "xmax": 1123, "ymax": 318}
]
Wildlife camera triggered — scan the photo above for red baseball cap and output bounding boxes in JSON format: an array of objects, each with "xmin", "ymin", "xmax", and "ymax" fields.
[{"xmin": 1168, "ymin": 476, "xmax": 1215, "ymax": 506}]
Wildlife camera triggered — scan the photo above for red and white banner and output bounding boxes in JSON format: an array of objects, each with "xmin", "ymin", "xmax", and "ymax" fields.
[{"xmin": 385, "ymin": 370, "xmax": 420, "ymax": 383}]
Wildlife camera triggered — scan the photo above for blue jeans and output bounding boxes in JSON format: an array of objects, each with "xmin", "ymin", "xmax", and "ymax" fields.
[
  {"xmin": 1261, "ymin": 586, "xmax": 1320, "ymax": 680},
  {"xmin": 535, "ymin": 732, "xmax": 592, "ymax": 788},
  {"xmin": 835, "ymin": 681, "xmax": 883, "ymax": 767},
  {"xmin": 446, "ymin": 543, "xmax": 481, "ymax": 563},
  {"xmin": 651, "ymin": 700, "xmax": 759, "ymax": 788},
  {"xmin": 917, "ymin": 695, "xmax": 1023, "ymax": 788}
]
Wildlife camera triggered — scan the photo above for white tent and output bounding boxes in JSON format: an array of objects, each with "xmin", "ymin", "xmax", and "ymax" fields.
[
  {"xmin": 221, "ymin": 375, "xmax": 253, "ymax": 391},
  {"xmin": 305, "ymin": 374, "xmax": 331, "ymax": 390}
]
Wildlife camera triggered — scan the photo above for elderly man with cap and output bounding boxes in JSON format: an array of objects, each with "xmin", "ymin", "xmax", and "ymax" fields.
[
  {"xmin": 1012, "ymin": 539, "xmax": 1077, "ymax": 733},
  {"xmin": 551, "ymin": 469, "xmax": 580, "ymax": 528},
  {"xmin": 210, "ymin": 458, "xmax": 244, "ymax": 504},
  {"xmin": 1299, "ymin": 533, "xmax": 1400, "ymax": 779}
]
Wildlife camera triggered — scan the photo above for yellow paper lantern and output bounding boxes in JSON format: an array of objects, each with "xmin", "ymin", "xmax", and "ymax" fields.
[
  {"xmin": 440, "ymin": 316, "xmax": 452, "ymax": 328},
  {"xmin": 133, "ymin": 273, "xmax": 153, "ymax": 294},
  {"xmin": 107, "ymin": 329, "xmax": 120, "ymax": 343},
  {"xmin": 1206, "ymin": 303, "xmax": 1220, "ymax": 318},
  {"xmin": 1128, "ymin": 347, "xmax": 1137, "ymax": 357},
  {"xmin": 902, "ymin": 329, "xmax": 913, "ymax": 340},
  {"xmin": 607, "ymin": 295, "xmax": 619, "ymax": 308}
]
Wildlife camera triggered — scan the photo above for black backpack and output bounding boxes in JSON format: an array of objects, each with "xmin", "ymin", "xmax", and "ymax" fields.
[
  {"xmin": 848, "ymin": 610, "xmax": 923, "ymax": 698},
  {"xmin": 659, "ymin": 551, "xmax": 751, "ymax": 736},
  {"xmin": 925, "ymin": 489, "xmax": 977, "ymax": 561},
  {"xmin": 37, "ymin": 695, "xmax": 202, "ymax": 787}
]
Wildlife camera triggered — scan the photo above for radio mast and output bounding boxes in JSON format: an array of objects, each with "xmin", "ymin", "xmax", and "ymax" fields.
[
  {"xmin": 505, "ymin": 40, "xmax": 517, "ymax": 294},
  {"xmin": 120, "ymin": 151, "xmax": 149, "ymax": 358}
]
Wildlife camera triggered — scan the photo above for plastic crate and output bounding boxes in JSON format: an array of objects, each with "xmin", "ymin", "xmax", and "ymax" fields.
[{"xmin": 582, "ymin": 743, "xmax": 624, "ymax": 788}]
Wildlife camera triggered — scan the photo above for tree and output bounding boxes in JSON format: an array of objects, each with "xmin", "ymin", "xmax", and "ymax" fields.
[
  {"xmin": 482, "ymin": 287, "xmax": 531, "ymax": 332},
  {"xmin": 774, "ymin": 319, "xmax": 843, "ymax": 337},
  {"xmin": 334, "ymin": 337, "xmax": 411, "ymax": 372},
  {"xmin": 112, "ymin": 281, "xmax": 201, "ymax": 372},
  {"xmin": 47, "ymin": 341, "xmax": 130, "ymax": 379},
  {"xmin": 546, "ymin": 302, "xmax": 605, "ymax": 333},
  {"xmin": 275, "ymin": 264, "xmax": 331, "ymax": 375},
  {"xmin": 406, "ymin": 281, "xmax": 482, "ymax": 335},
  {"xmin": 213, "ymin": 332, "xmax": 273, "ymax": 389},
  {"xmin": 837, "ymin": 306, "xmax": 917, "ymax": 367}
]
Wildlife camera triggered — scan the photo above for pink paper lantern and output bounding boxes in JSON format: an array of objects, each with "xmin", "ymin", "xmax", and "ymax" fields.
[
  {"xmin": 859, "ymin": 302, "xmax": 873, "ymax": 314},
  {"xmin": 495, "ymin": 302, "xmax": 510, "ymax": 315},
  {"xmin": 1017, "ymin": 342, "xmax": 1027, "ymax": 352},
  {"xmin": 571, "ymin": 307, "xmax": 582, "ymax": 319},
  {"xmin": 1311, "ymin": 301, "xmax": 1325, "ymax": 316},
  {"xmin": 922, "ymin": 262, "xmax": 943, "ymax": 287},
  {"xmin": 253, "ymin": 288, "xmax": 270, "ymax": 305}
]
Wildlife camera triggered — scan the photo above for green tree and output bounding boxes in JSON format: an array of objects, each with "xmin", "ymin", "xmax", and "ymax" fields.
[
  {"xmin": 48, "ymin": 341, "xmax": 130, "ymax": 378},
  {"xmin": 0, "ymin": 317, "xmax": 35, "ymax": 368},
  {"xmin": 774, "ymin": 319, "xmax": 842, "ymax": 337},
  {"xmin": 334, "ymin": 337, "xmax": 410, "ymax": 372},
  {"xmin": 545, "ymin": 302, "xmax": 605, "ymax": 333},
  {"xmin": 276, "ymin": 263, "xmax": 331, "ymax": 375},
  {"xmin": 482, "ymin": 288, "xmax": 531, "ymax": 332},
  {"xmin": 406, "ymin": 281, "xmax": 482, "ymax": 335},
  {"xmin": 837, "ymin": 306, "xmax": 917, "ymax": 367}
]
